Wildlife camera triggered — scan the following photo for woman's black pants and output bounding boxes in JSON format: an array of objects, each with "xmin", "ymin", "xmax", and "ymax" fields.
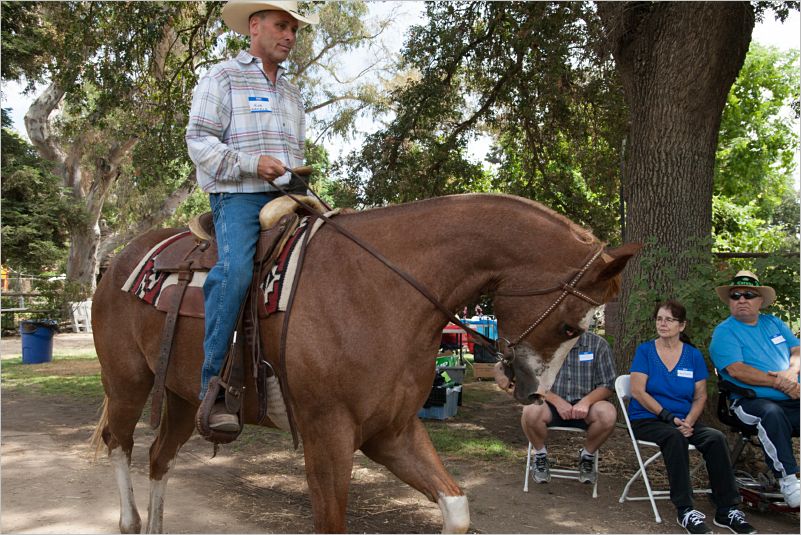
[{"xmin": 631, "ymin": 419, "xmax": 741, "ymax": 511}]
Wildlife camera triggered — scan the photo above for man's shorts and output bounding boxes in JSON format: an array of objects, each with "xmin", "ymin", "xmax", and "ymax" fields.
[{"xmin": 546, "ymin": 401, "xmax": 588, "ymax": 430}]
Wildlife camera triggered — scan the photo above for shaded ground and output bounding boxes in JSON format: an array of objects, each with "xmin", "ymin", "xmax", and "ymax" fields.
[{"xmin": 1, "ymin": 334, "xmax": 798, "ymax": 534}]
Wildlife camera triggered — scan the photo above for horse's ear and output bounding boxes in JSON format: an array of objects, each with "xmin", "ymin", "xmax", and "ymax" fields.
[{"xmin": 594, "ymin": 242, "xmax": 642, "ymax": 282}]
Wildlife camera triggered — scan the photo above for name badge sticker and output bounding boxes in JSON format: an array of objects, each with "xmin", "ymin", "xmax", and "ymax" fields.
[
  {"xmin": 771, "ymin": 334, "xmax": 786, "ymax": 345},
  {"xmin": 248, "ymin": 96, "xmax": 272, "ymax": 113},
  {"xmin": 578, "ymin": 352, "xmax": 594, "ymax": 362},
  {"xmin": 677, "ymin": 368, "xmax": 693, "ymax": 379}
]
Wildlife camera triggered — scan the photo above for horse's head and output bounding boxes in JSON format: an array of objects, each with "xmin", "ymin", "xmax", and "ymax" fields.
[{"xmin": 492, "ymin": 242, "xmax": 640, "ymax": 404}]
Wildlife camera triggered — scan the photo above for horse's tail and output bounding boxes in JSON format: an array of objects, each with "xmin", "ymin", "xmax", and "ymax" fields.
[{"xmin": 89, "ymin": 396, "xmax": 109, "ymax": 461}]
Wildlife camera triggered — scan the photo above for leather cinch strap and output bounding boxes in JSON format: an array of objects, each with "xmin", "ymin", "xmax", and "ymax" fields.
[{"xmin": 150, "ymin": 266, "xmax": 192, "ymax": 429}]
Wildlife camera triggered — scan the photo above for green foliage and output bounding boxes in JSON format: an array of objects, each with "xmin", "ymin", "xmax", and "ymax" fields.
[
  {"xmin": 753, "ymin": 1, "xmax": 801, "ymax": 23},
  {"xmin": 0, "ymin": 1, "xmax": 50, "ymax": 84},
  {"xmin": 712, "ymin": 195, "xmax": 795, "ymax": 252},
  {"xmin": 0, "ymin": 110, "xmax": 85, "ymax": 273},
  {"xmin": 338, "ymin": 2, "xmax": 626, "ymax": 242},
  {"xmin": 165, "ymin": 188, "xmax": 211, "ymax": 228},
  {"xmin": 714, "ymin": 44, "xmax": 800, "ymax": 250}
]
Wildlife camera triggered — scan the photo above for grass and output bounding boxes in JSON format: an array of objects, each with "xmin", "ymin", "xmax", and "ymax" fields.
[
  {"xmin": 425, "ymin": 422, "xmax": 518, "ymax": 460},
  {"xmin": 1, "ymin": 355, "xmax": 104, "ymax": 399},
  {"xmin": 1, "ymin": 352, "xmax": 516, "ymax": 461}
]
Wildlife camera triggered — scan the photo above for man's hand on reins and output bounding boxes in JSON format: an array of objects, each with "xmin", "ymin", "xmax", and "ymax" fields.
[{"xmin": 258, "ymin": 155, "xmax": 286, "ymax": 182}]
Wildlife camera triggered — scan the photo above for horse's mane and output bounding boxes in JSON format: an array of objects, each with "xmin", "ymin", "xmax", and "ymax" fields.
[
  {"xmin": 480, "ymin": 193, "xmax": 597, "ymax": 246},
  {"xmin": 354, "ymin": 193, "xmax": 598, "ymax": 247}
]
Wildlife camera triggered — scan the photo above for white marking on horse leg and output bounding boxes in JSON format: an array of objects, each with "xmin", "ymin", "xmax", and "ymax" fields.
[
  {"xmin": 145, "ymin": 459, "xmax": 175, "ymax": 534},
  {"xmin": 110, "ymin": 448, "xmax": 141, "ymax": 534},
  {"xmin": 437, "ymin": 494, "xmax": 470, "ymax": 533}
]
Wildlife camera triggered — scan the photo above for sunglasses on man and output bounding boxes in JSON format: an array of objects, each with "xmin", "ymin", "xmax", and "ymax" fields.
[{"xmin": 729, "ymin": 290, "xmax": 761, "ymax": 300}]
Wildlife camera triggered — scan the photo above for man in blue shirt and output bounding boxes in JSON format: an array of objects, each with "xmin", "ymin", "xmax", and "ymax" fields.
[{"xmin": 710, "ymin": 270, "xmax": 800, "ymax": 508}]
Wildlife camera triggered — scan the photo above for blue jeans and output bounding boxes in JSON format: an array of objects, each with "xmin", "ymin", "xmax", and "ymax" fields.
[
  {"xmin": 200, "ymin": 192, "xmax": 280, "ymax": 398},
  {"xmin": 733, "ymin": 397, "xmax": 800, "ymax": 478}
]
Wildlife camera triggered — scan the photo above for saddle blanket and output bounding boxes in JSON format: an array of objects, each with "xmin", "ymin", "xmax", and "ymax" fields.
[{"xmin": 122, "ymin": 216, "xmax": 326, "ymax": 316}]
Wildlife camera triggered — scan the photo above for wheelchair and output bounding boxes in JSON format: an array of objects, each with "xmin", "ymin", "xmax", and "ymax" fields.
[{"xmin": 716, "ymin": 374, "xmax": 799, "ymax": 513}]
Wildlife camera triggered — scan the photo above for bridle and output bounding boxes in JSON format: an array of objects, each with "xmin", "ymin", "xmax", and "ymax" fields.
[
  {"xmin": 493, "ymin": 247, "xmax": 605, "ymax": 367},
  {"xmin": 272, "ymin": 169, "xmax": 605, "ymax": 371}
]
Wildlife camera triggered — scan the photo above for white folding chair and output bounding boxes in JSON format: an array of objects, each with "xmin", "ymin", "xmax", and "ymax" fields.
[
  {"xmin": 523, "ymin": 427, "xmax": 600, "ymax": 498},
  {"xmin": 70, "ymin": 299, "xmax": 93, "ymax": 333},
  {"xmin": 615, "ymin": 374, "xmax": 710, "ymax": 523}
]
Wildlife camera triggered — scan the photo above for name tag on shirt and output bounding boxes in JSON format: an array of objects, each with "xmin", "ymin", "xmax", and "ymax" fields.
[
  {"xmin": 248, "ymin": 96, "xmax": 272, "ymax": 113},
  {"xmin": 578, "ymin": 352, "xmax": 594, "ymax": 362},
  {"xmin": 677, "ymin": 368, "xmax": 693, "ymax": 379},
  {"xmin": 771, "ymin": 334, "xmax": 786, "ymax": 345}
]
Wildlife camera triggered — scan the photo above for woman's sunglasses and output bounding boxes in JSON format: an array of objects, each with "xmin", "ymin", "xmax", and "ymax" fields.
[{"xmin": 729, "ymin": 291, "xmax": 760, "ymax": 300}]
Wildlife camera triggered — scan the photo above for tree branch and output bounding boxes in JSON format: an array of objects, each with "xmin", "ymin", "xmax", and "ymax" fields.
[
  {"xmin": 97, "ymin": 170, "xmax": 197, "ymax": 265},
  {"xmin": 306, "ymin": 94, "xmax": 365, "ymax": 114},
  {"xmin": 23, "ymin": 82, "xmax": 67, "ymax": 171}
]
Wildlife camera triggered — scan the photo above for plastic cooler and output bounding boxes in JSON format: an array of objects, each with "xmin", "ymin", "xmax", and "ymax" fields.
[
  {"xmin": 437, "ymin": 365, "xmax": 466, "ymax": 385},
  {"xmin": 20, "ymin": 319, "xmax": 59, "ymax": 364},
  {"xmin": 418, "ymin": 385, "xmax": 462, "ymax": 420}
]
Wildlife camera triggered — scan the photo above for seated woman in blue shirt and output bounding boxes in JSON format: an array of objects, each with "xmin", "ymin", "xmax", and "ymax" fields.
[{"xmin": 629, "ymin": 300, "xmax": 755, "ymax": 535}]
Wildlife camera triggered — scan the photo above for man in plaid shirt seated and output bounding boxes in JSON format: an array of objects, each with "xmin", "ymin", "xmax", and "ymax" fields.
[{"xmin": 521, "ymin": 331, "xmax": 617, "ymax": 485}]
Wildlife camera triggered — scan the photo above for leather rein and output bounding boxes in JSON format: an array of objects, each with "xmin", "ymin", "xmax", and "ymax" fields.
[{"xmin": 272, "ymin": 168, "xmax": 605, "ymax": 366}]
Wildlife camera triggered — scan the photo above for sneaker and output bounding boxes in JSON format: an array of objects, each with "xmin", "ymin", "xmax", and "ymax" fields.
[
  {"xmin": 577, "ymin": 452, "xmax": 597, "ymax": 484},
  {"xmin": 779, "ymin": 474, "xmax": 800, "ymax": 508},
  {"xmin": 209, "ymin": 401, "xmax": 240, "ymax": 433},
  {"xmin": 713, "ymin": 508, "xmax": 756, "ymax": 534},
  {"xmin": 677, "ymin": 509, "xmax": 712, "ymax": 534},
  {"xmin": 531, "ymin": 453, "xmax": 551, "ymax": 483}
]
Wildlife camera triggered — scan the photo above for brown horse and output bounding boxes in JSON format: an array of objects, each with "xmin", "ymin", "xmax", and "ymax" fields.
[{"xmin": 91, "ymin": 193, "xmax": 638, "ymax": 533}]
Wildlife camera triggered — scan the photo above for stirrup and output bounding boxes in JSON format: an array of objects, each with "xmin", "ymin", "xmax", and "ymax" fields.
[{"xmin": 196, "ymin": 376, "xmax": 243, "ymax": 445}]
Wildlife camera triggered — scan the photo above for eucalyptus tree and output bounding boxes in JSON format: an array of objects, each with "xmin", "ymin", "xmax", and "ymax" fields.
[{"xmin": 2, "ymin": 0, "xmax": 392, "ymax": 291}]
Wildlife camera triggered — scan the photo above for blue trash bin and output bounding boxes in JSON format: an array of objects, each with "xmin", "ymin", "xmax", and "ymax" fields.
[{"xmin": 20, "ymin": 319, "xmax": 59, "ymax": 364}]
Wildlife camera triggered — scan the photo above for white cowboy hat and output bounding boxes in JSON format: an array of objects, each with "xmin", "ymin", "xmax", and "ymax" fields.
[
  {"xmin": 222, "ymin": 0, "xmax": 319, "ymax": 35},
  {"xmin": 715, "ymin": 270, "xmax": 776, "ymax": 308}
]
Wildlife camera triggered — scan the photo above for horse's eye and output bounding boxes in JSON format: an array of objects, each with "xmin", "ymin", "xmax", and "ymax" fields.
[{"xmin": 562, "ymin": 324, "xmax": 579, "ymax": 338}]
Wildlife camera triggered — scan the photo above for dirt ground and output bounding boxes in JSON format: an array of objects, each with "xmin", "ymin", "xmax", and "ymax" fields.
[{"xmin": 1, "ymin": 334, "xmax": 799, "ymax": 534}]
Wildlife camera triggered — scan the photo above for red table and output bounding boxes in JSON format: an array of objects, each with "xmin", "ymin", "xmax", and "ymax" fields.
[{"xmin": 441, "ymin": 323, "xmax": 467, "ymax": 363}]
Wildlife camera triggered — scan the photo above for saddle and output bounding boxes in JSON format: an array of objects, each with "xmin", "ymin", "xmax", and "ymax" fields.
[{"xmin": 149, "ymin": 195, "xmax": 326, "ymax": 446}]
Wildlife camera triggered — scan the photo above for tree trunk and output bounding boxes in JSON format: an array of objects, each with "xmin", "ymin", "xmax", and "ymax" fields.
[
  {"xmin": 597, "ymin": 2, "xmax": 754, "ymax": 371},
  {"xmin": 66, "ymin": 224, "xmax": 101, "ymax": 287}
]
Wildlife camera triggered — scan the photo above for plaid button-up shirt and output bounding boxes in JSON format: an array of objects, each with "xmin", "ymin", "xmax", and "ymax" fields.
[
  {"xmin": 551, "ymin": 331, "xmax": 617, "ymax": 403},
  {"xmin": 186, "ymin": 51, "xmax": 305, "ymax": 193}
]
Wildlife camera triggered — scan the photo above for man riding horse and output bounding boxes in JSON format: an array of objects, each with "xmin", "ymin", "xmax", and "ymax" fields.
[{"xmin": 185, "ymin": 0, "xmax": 319, "ymax": 433}]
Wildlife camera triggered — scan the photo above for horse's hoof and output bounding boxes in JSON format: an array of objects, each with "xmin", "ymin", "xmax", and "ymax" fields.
[{"xmin": 119, "ymin": 514, "xmax": 141, "ymax": 534}]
